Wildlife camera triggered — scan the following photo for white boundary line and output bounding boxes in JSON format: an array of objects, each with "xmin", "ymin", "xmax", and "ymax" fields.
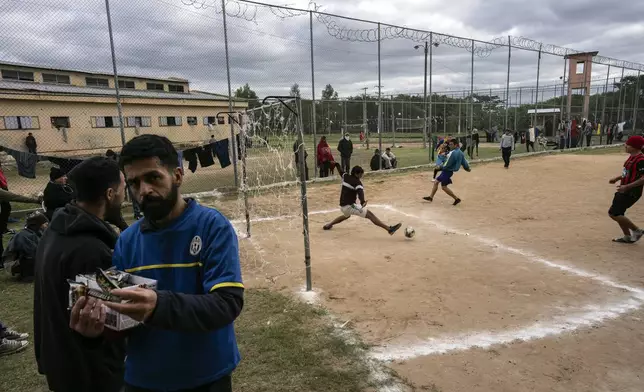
[{"xmin": 239, "ymin": 204, "xmax": 644, "ymax": 363}]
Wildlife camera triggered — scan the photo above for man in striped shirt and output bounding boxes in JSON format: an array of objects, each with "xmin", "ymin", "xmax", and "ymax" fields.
[
  {"xmin": 323, "ymin": 163, "xmax": 402, "ymax": 235},
  {"xmin": 608, "ymin": 136, "xmax": 644, "ymax": 243}
]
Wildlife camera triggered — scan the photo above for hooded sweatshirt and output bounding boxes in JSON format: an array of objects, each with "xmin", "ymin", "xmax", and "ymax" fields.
[
  {"xmin": 43, "ymin": 181, "xmax": 75, "ymax": 221},
  {"xmin": 33, "ymin": 204, "xmax": 125, "ymax": 392}
]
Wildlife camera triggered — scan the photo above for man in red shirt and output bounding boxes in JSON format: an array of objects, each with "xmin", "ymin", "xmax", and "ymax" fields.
[{"xmin": 608, "ymin": 135, "xmax": 644, "ymax": 243}]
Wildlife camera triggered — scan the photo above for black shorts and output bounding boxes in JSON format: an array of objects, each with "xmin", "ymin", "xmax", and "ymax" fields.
[{"xmin": 608, "ymin": 192, "xmax": 641, "ymax": 216}]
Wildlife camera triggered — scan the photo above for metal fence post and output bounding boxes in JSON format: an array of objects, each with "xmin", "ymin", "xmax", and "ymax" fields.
[
  {"xmin": 104, "ymin": 0, "xmax": 126, "ymax": 146},
  {"xmin": 533, "ymin": 43, "xmax": 542, "ymax": 126},
  {"xmin": 377, "ymin": 22, "xmax": 382, "ymax": 170},
  {"xmin": 618, "ymin": 67, "xmax": 625, "ymax": 123},
  {"xmin": 429, "ymin": 32, "xmax": 435, "ymax": 161},
  {"xmin": 469, "ymin": 40, "xmax": 474, "ymax": 141},
  {"xmin": 221, "ymin": 0, "xmax": 238, "ymax": 188},
  {"xmin": 309, "ymin": 11, "xmax": 317, "ymax": 178},
  {"xmin": 601, "ymin": 65, "xmax": 610, "ymax": 144},
  {"xmin": 504, "ymin": 35, "xmax": 511, "ymax": 131},
  {"xmin": 634, "ymin": 71, "xmax": 641, "ymax": 132}
]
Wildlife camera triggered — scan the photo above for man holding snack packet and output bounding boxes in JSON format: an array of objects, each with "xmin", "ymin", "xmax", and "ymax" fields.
[
  {"xmin": 34, "ymin": 157, "xmax": 127, "ymax": 392},
  {"xmin": 71, "ymin": 134, "xmax": 244, "ymax": 392}
]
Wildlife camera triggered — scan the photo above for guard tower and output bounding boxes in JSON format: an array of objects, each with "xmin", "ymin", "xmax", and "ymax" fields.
[{"xmin": 565, "ymin": 51, "xmax": 598, "ymax": 121}]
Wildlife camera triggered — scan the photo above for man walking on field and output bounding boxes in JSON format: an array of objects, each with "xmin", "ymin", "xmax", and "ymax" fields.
[
  {"xmin": 423, "ymin": 139, "xmax": 471, "ymax": 206},
  {"xmin": 608, "ymin": 135, "xmax": 644, "ymax": 243},
  {"xmin": 500, "ymin": 129, "xmax": 515, "ymax": 169}
]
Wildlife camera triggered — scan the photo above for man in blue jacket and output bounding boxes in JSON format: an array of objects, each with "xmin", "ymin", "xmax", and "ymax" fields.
[
  {"xmin": 70, "ymin": 135, "xmax": 243, "ymax": 392},
  {"xmin": 423, "ymin": 138, "xmax": 471, "ymax": 206}
]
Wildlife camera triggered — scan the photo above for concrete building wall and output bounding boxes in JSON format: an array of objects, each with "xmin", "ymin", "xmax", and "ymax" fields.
[{"xmin": 0, "ymin": 95, "xmax": 244, "ymax": 154}]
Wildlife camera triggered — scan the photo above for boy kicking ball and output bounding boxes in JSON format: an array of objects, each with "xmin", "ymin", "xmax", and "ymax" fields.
[
  {"xmin": 608, "ymin": 135, "xmax": 644, "ymax": 243},
  {"xmin": 424, "ymin": 138, "xmax": 471, "ymax": 205},
  {"xmin": 323, "ymin": 163, "xmax": 402, "ymax": 235}
]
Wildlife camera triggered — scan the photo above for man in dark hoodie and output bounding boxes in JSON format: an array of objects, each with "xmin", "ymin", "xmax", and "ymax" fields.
[
  {"xmin": 33, "ymin": 156, "xmax": 127, "ymax": 392},
  {"xmin": 43, "ymin": 167, "xmax": 75, "ymax": 221}
]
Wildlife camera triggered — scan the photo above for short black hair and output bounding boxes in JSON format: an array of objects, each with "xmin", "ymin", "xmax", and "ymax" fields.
[
  {"xmin": 119, "ymin": 134, "xmax": 178, "ymax": 170},
  {"xmin": 350, "ymin": 166, "xmax": 364, "ymax": 176},
  {"xmin": 67, "ymin": 156, "xmax": 121, "ymax": 203}
]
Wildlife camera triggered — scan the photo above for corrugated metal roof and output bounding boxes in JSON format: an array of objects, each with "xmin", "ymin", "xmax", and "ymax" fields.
[
  {"xmin": 0, "ymin": 79, "xmax": 240, "ymax": 102},
  {"xmin": 0, "ymin": 60, "xmax": 188, "ymax": 83}
]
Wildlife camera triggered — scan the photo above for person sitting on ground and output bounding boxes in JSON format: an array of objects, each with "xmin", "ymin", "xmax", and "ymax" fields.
[
  {"xmin": 2, "ymin": 211, "xmax": 48, "ymax": 281},
  {"xmin": 43, "ymin": 167, "xmax": 75, "ymax": 221},
  {"xmin": 370, "ymin": 149, "xmax": 386, "ymax": 171},
  {"xmin": 384, "ymin": 148, "xmax": 397, "ymax": 169}
]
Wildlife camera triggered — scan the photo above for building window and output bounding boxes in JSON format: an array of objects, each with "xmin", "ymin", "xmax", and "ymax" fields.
[
  {"xmin": 576, "ymin": 62, "xmax": 585, "ymax": 74},
  {"xmin": 42, "ymin": 73, "xmax": 71, "ymax": 85},
  {"xmin": 92, "ymin": 116, "xmax": 123, "ymax": 128},
  {"xmin": 187, "ymin": 116, "xmax": 198, "ymax": 126},
  {"xmin": 159, "ymin": 116, "xmax": 182, "ymax": 126},
  {"xmin": 168, "ymin": 84, "xmax": 185, "ymax": 93},
  {"xmin": 126, "ymin": 116, "xmax": 152, "ymax": 127},
  {"xmin": 118, "ymin": 80, "xmax": 136, "ymax": 89},
  {"xmin": 147, "ymin": 83, "xmax": 165, "ymax": 91},
  {"xmin": 51, "ymin": 117, "xmax": 70, "ymax": 128},
  {"xmin": 203, "ymin": 116, "xmax": 225, "ymax": 125},
  {"xmin": 1, "ymin": 116, "xmax": 39, "ymax": 130},
  {"xmin": 1, "ymin": 69, "xmax": 34, "ymax": 81},
  {"xmin": 86, "ymin": 77, "xmax": 109, "ymax": 87}
]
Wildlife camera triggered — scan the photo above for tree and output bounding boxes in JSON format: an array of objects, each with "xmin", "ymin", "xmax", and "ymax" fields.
[
  {"xmin": 290, "ymin": 83, "xmax": 301, "ymax": 98},
  {"xmin": 321, "ymin": 84, "xmax": 339, "ymax": 101},
  {"xmin": 234, "ymin": 83, "xmax": 260, "ymax": 108}
]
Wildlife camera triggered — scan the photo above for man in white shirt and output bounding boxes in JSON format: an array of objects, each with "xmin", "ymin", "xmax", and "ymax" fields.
[{"xmin": 499, "ymin": 129, "xmax": 515, "ymax": 169}]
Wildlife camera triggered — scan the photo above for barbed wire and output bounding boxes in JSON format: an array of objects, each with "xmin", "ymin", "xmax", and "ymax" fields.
[{"xmin": 180, "ymin": 0, "xmax": 644, "ymax": 71}]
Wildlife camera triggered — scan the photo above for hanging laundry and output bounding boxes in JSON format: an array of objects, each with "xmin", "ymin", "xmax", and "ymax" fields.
[
  {"xmin": 212, "ymin": 139, "xmax": 231, "ymax": 168},
  {"xmin": 177, "ymin": 150, "xmax": 184, "ymax": 173},
  {"xmin": 1, "ymin": 147, "xmax": 45, "ymax": 179},
  {"xmin": 197, "ymin": 144, "xmax": 215, "ymax": 168},
  {"xmin": 183, "ymin": 148, "xmax": 198, "ymax": 173},
  {"xmin": 46, "ymin": 156, "xmax": 83, "ymax": 174}
]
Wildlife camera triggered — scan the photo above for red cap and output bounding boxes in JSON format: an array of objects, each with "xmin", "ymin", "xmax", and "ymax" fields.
[{"xmin": 626, "ymin": 135, "xmax": 644, "ymax": 150}]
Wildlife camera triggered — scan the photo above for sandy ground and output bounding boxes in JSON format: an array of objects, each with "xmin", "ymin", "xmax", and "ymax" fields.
[{"xmin": 218, "ymin": 151, "xmax": 644, "ymax": 392}]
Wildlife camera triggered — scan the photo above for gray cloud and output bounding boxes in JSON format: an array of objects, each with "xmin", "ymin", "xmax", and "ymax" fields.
[{"xmin": 0, "ymin": 0, "xmax": 641, "ymax": 102}]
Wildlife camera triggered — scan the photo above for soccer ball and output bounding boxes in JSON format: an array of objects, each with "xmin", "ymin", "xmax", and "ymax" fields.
[{"xmin": 404, "ymin": 227, "xmax": 415, "ymax": 238}]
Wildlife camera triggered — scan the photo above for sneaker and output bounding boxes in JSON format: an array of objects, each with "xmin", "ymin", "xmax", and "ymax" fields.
[
  {"xmin": 613, "ymin": 236, "xmax": 635, "ymax": 244},
  {"xmin": 0, "ymin": 338, "xmax": 29, "ymax": 357},
  {"xmin": 631, "ymin": 229, "xmax": 644, "ymax": 243},
  {"xmin": 423, "ymin": 196, "xmax": 433, "ymax": 202},
  {"xmin": 0, "ymin": 328, "xmax": 28, "ymax": 341},
  {"xmin": 388, "ymin": 223, "xmax": 402, "ymax": 236},
  {"xmin": 453, "ymin": 199, "xmax": 462, "ymax": 206}
]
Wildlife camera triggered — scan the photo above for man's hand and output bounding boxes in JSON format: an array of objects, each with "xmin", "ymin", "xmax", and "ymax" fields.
[
  {"xmin": 617, "ymin": 184, "xmax": 630, "ymax": 193},
  {"xmin": 104, "ymin": 287, "xmax": 158, "ymax": 322},
  {"xmin": 70, "ymin": 296, "xmax": 106, "ymax": 338},
  {"xmin": 362, "ymin": 200, "xmax": 368, "ymax": 207},
  {"xmin": 609, "ymin": 177, "xmax": 620, "ymax": 184}
]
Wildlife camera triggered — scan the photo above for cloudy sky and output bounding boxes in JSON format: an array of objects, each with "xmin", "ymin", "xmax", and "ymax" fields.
[{"xmin": 1, "ymin": 0, "xmax": 643, "ymax": 103}]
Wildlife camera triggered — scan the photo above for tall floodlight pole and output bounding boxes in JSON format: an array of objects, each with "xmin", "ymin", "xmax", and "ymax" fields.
[
  {"xmin": 618, "ymin": 67, "xmax": 625, "ymax": 122},
  {"xmin": 414, "ymin": 42, "xmax": 429, "ymax": 149},
  {"xmin": 221, "ymin": 0, "xmax": 238, "ymax": 187},
  {"xmin": 104, "ymin": 0, "xmax": 126, "ymax": 146},
  {"xmin": 429, "ymin": 34, "xmax": 436, "ymax": 161},
  {"xmin": 504, "ymin": 35, "xmax": 511, "ymax": 131},
  {"xmin": 361, "ymin": 87, "xmax": 368, "ymax": 149},
  {"xmin": 309, "ymin": 11, "xmax": 318, "ymax": 178}
]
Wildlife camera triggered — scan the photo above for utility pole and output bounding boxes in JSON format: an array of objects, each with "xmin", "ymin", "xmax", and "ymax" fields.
[{"xmin": 361, "ymin": 87, "xmax": 368, "ymax": 149}]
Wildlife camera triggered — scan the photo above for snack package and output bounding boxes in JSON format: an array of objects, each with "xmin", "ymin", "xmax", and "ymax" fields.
[{"xmin": 67, "ymin": 269, "xmax": 157, "ymax": 330}]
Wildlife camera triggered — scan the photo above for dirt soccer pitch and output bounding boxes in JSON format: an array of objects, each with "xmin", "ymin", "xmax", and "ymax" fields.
[{"xmin": 225, "ymin": 150, "xmax": 644, "ymax": 392}]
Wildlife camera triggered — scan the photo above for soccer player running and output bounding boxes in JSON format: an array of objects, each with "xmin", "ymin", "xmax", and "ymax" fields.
[
  {"xmin": 70, "ymin": 135, "xmax": 244, "ymax": 392},
  {"xmin": 608, "ymin": 135, "xmax": 644, "ymax": 244},
  {"xmin": 424, "ymin": 138, "xmax": 471, "ymax": 206},
  {"xmin": 323, "ymin": 162, "xmax": 402, "ymax": 235}
]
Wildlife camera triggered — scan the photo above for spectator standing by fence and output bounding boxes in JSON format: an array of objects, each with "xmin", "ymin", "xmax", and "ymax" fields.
[
  {"xmin": 337, "ymin": 132, "xmax": 353, "ymax": 173},
  {"xmin": 317, "ymin": 136, "xmax": 334, "ymax": 178}
]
